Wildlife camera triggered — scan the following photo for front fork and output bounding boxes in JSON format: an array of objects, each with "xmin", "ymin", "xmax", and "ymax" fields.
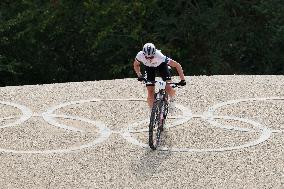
[{"xmin": 155, "ymin": 91, "xmax": 168, "ymax": 128}]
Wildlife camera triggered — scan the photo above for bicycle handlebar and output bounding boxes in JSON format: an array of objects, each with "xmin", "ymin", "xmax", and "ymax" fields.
[{"xmin": 139, "ymin": 78, "xmax": 183, "ymax": 88}]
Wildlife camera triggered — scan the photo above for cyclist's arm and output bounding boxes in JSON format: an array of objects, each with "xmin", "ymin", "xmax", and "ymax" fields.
[
  {"xmin": 133, "ymin": 59, "xmax": 142, "ymax": 77},
  {"xmin": 168, "ymin": 59, "xmax": 185, "ymax": 80}
]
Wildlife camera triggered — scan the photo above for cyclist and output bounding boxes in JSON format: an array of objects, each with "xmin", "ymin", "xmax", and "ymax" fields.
[{"xmin": 133, "ymin": 42, "xmax": 186, "ymax": 109}]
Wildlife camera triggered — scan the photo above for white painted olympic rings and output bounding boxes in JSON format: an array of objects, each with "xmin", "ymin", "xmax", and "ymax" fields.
[
  {"xmin": 0, "ymin": 101, "xmax": 33, "ymax": 128},
  {"xmin": 121, "ymin": 97, "xmax": 283, "ymax": 152},
  {"xmin": 0, "ymin": 97, "xmax": 283, "ymax": 154}
]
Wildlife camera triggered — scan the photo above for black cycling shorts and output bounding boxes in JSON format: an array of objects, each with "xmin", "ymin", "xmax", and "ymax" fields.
[{"xmin": 145, "ymin": 62, "xmax": 171, "ymax": 86}]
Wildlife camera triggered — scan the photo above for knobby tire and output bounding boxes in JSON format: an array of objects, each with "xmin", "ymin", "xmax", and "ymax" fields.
[{"xmin": 149, "ymin": 98, "xmax": 168, "ymax": 150}]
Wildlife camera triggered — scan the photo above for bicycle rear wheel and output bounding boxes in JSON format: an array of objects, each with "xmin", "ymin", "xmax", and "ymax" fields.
[{"xmin": 149, "ymin": 100, "xmax": 166, "ymax": 150}]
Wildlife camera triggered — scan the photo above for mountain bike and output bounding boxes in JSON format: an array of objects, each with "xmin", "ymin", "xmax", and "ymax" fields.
[{"xmin": 148, "ymin": 80, "xmax": 182, "ymax": 150}]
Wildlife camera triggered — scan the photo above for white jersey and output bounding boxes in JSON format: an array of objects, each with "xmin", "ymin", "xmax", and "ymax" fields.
[{"xmin": 135, "ymin": 50, "xmax": 170, "ymax": 67}]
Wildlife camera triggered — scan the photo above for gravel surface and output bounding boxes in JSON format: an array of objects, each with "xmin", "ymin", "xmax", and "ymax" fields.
[{"xmin": 0, "ymin": 75, "xmax": 283, "ymax": 189}]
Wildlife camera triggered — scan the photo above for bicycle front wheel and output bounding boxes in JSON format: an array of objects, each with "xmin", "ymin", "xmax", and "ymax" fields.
[{"xmin": 149, "ymin": 100, "xmax": 165, "ymax": 150}]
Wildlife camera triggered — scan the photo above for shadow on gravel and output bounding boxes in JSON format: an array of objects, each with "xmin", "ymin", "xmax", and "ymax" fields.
[{"xmin": 130, "ymin": 131, "xmax": 173, "ymax": 181}]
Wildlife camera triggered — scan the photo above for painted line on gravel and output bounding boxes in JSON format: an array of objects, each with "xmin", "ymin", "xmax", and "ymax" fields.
[{"xmin": 0, "ymin": 101, "xmax": 32, "ymax": 128}]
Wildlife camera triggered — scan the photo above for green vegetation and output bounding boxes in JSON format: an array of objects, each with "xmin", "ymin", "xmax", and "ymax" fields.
[{"xmin": 1, "ymin": 0, "xmax": 283, "ymax": 86}]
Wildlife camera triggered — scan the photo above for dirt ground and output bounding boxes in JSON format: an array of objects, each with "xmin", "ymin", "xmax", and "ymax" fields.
[{"xmin": 0, "ymin": 75, "xmax": 283, "ymax": 189}]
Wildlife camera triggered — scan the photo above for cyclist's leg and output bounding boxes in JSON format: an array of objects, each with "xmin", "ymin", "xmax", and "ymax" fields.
[
  {"xmin": 166, "ymin": 83, "xmax": 176, "ymax": 99},
  {"xmin": 158, "ymin": 63, "xmax": 176, "ymax": 99},
  {"xmin": 145, "ymin": 66, "xmax": 156, "ymax": 109},
  {"xmin": 159, "ymin": 63, "xmax": 176, "ymax": 114},
  {"xmin": 146, "ymin": 86, "xmax": 155, "ymax": 108}
]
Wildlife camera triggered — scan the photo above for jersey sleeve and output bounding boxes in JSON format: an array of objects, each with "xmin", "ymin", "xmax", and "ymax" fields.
[
  {"xmin": 165, "ymin": 56, "xmax": 170, "ymax": 64},
  {"xmin": 156, "ymin": 50, "xmax": 171, "ymax": 64},
  {"xmin": 135, "ymin": 51, "xmax": 144, "ymax": 63}
]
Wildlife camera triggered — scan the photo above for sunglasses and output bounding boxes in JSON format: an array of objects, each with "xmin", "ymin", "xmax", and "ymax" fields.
[{"xmin": 145, "ymin": 56, "xmax": 154, "ymax": 59}]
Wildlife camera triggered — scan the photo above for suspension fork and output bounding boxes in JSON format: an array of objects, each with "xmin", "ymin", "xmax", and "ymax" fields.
[{"xmin": 156, "ymin": 90, "xmax": 168, "ymax": 125}]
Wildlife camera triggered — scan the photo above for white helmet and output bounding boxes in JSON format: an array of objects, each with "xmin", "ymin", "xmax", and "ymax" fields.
[{"xmin": 143, "ymin": 43, "xmax": 156, "ymax": 57}]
